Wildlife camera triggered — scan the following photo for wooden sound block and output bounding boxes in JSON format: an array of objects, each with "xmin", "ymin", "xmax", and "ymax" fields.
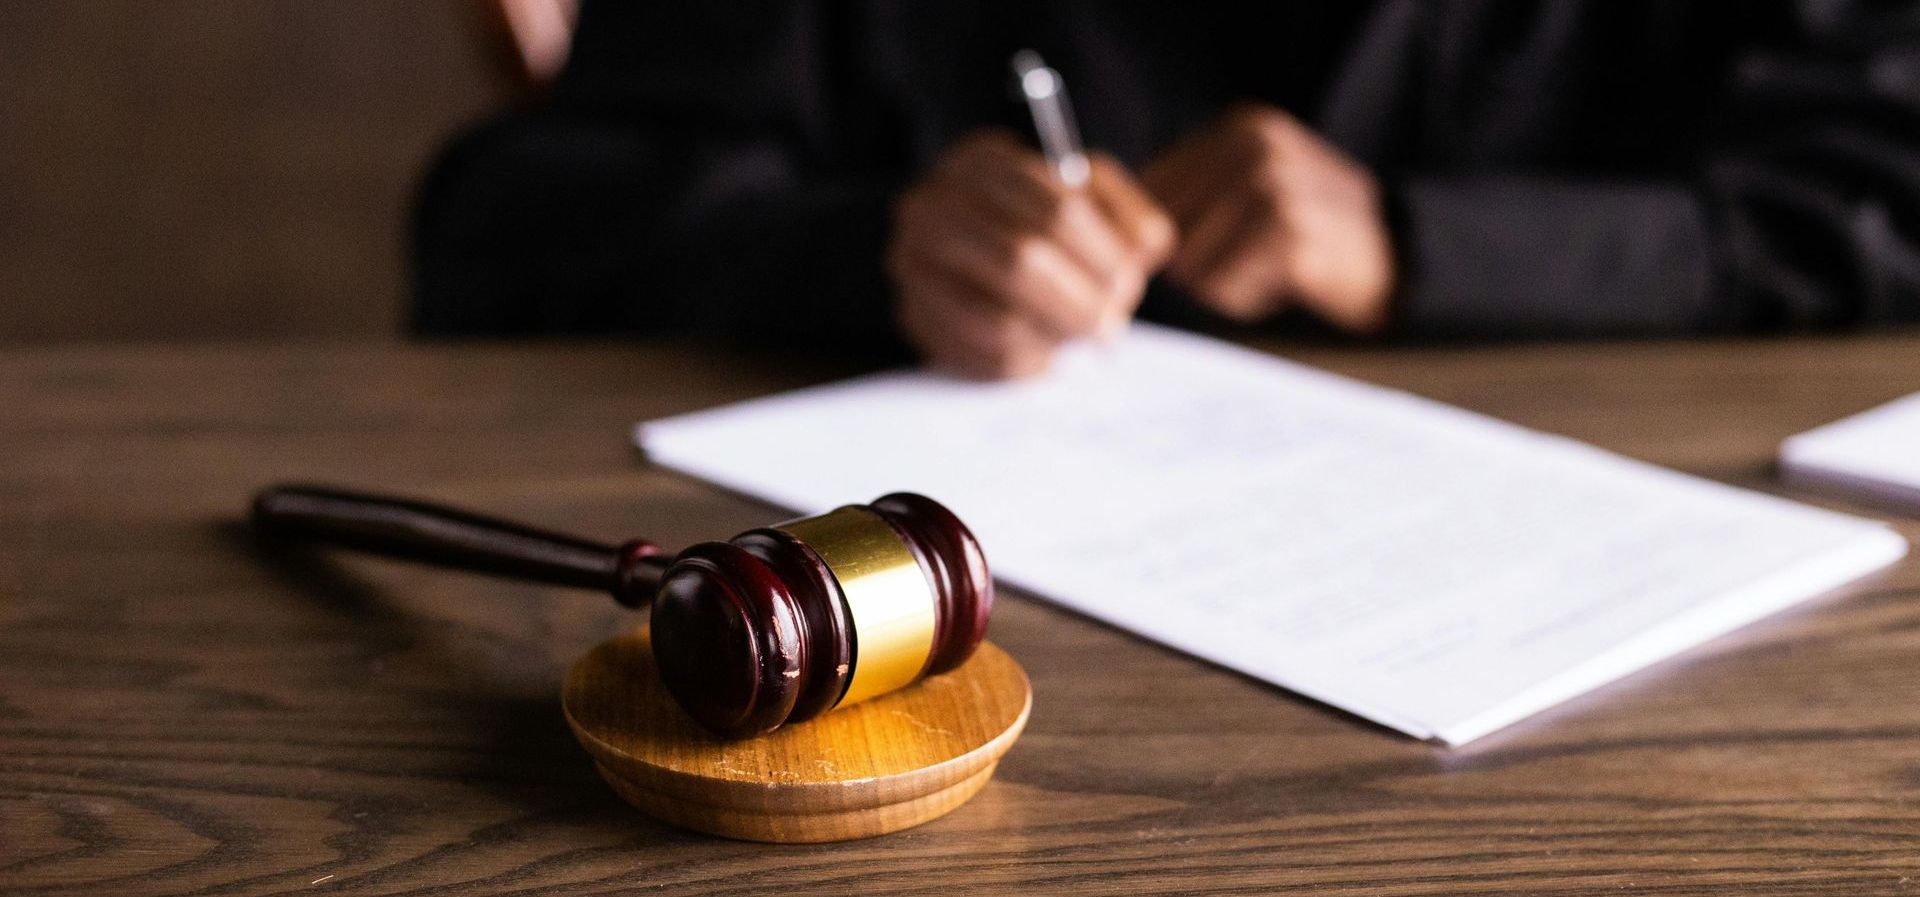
[{"xmin": 562, "ymin": 627, "xmax": 1031, "ymax": 843}]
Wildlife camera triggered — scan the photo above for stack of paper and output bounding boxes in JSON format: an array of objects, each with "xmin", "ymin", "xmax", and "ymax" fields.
[
  {"xmin": 638, "ymin": 326, "xmax": 1905, "ymax": 745},
  {"xmin": 1781, "ymin": 392, "xmax": 1920, "ymax": 511}
]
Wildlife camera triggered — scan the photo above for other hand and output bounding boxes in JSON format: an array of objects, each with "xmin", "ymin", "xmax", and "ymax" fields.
[{"xmin": 1143, "ymin": 104, "xmax": 1395, "ymax": 334}]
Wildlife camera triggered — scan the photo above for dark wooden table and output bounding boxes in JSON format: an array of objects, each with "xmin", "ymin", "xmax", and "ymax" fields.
[{"xmin": 5, "ymin": 336, "xmax": 1920, "ymax": 896}]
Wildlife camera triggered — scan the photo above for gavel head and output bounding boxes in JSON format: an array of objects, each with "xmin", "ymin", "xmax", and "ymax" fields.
[{"xmin": 648, "ymin": 493, "xmax": 993, "ymax": 738}]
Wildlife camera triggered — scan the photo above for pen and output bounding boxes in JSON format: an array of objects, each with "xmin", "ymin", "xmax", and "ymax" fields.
[
  {"xmin": 1011, "ymin": 49, "xmax": 1090, "ymax": 188},
  {"xmin": 1012, "ymin": 48, "xmax": 1128, "ymax": 345}
]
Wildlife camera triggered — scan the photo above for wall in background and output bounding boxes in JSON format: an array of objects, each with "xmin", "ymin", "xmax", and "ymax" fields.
[{"xmin": 0, "ymin": 2, "xmax": 506, "ymax": 344}]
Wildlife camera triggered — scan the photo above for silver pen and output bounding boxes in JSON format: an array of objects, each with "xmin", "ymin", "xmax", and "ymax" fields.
[
  {"xmin": 1012, "ymin": 49, "xmax": 1131, "ymax": 343},
  {"xmin": 1011, "ymin": 49, "xmax": 1090, "ymax": 188}
]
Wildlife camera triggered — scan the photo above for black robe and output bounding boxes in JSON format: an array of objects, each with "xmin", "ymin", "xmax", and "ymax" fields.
[{"xmin": 414, "ymin": 1, "xmax": 1920, "ymax": 353}]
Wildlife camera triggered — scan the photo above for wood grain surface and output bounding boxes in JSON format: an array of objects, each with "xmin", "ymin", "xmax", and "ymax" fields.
[{"xmin": 3, "ymin": 335, "xmax": 1919, "ymax": 895}]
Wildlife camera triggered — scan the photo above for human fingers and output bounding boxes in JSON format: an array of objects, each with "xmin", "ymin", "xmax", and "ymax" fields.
[
  {"xmin": 1085, "ymin": 154, "xmax": 1175, "ymax": 268},
  {"xmin": 941, "ymin": 138, "xmax": 1145, "ymax": 302},
  {"xmin": 892, "ymin": 253, "xmax": 1059, "ymax": 379},
  {"xmin": 893, "ymin": 180, "xmax": 1111, "ymax": 342},
  {"xmin": 1177, "ymin": 195, "xmax": 1291, "ymax": 322}
]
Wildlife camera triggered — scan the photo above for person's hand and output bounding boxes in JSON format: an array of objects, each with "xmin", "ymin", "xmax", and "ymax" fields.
[
  {"xmin": 1142, "ymin": 104, "xmax": 1395, "ymax": 334},
  {"xmin": 887, "ymin": 129, "xmax": 1174, "ymax": 379}
]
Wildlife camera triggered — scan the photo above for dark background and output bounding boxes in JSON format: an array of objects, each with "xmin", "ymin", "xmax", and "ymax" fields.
[{"xmin": 0, "ymin": 2, "xmax": 506, "ymax": 345}]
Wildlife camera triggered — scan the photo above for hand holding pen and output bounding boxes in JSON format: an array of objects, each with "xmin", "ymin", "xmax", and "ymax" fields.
[{"xmin": 885, "ymin": 50, "xmax": 1172, "ymax": 379}]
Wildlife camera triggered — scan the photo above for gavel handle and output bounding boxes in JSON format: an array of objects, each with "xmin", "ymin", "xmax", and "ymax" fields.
[{"xmin": 250, "ymin": 484, "xmax": 667, "ymax": 606}]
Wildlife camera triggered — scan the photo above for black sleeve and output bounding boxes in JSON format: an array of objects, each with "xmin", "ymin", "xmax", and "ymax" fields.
[
  {"xmin": 1394, "ymin": 2, "xmax": 1920, "ymax": 338},
  {"xmin": 412, "ymin": 3, "xmax": 908, "ymax": 357}
]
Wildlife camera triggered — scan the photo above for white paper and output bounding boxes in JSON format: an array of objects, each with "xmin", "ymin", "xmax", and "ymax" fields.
[
  {"xmin": 639, "ymin": 325, "xmax": 1906, "ymax": 744},
  {"xmin": 1781, "ymin": 392, "xmax": 1920, "ymax": 509}
]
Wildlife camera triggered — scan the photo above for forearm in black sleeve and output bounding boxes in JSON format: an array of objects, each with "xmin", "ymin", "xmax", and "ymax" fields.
[
  {"xmin": 413, "ymin": 115, "xmax": 904, "ymax": 355},
  {"xmin": 412, "ymin": 1, "xmax": 910, "ymax": 357},
  {"xmin": 1392, "ymin": 5, "xmax": 1920, "ymax": 339},
  {"xmin": 1390, "ymin": 177, "xmax": 1717, "ymax": 338}
]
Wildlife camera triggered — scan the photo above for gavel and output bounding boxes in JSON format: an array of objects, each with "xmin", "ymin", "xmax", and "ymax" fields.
[{"xmin": 251, "ymin": 485, "xmax": 993, "ymax": 738}]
